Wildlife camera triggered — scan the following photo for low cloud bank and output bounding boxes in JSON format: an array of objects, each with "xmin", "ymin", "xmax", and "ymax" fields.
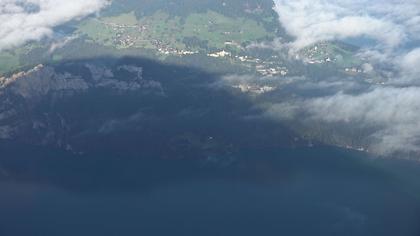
[
  {"xmin": 0, "ymin": 0, "xmax": 108, "ymax": 51},
  {"xmin": 273, "ymin": 0, "xmax": 420, "ymax": 83},
  {"xmin": 273, "ymin": 0, "xmax": 420, "ymax": 50},
  {"xmin": 265, "ymin": 85, "xmax": 420, "ymax": 155},
  {"xmin": 254, "ymin": 0, "xmax": 420, "ymax": 157}
]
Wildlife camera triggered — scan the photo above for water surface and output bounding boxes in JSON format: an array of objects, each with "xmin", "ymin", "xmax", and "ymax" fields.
[{"xmin": 1, "ymin": 147, "xmax": 419, "ymax": 236}]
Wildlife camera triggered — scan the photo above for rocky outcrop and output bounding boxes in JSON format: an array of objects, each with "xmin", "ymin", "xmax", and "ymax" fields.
[
  {"xmin": 0, "ymin": 64, "xmax": 89, "ymax": 99},
  {"xmin": 1, "ymin": 63, "xmax": 163, "ymax": 97},
  {"xmin": 0, "ymin": 62, "xmax": 164, "ymax": 149}
]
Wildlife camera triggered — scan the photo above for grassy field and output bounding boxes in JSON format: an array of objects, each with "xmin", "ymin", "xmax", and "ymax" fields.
[
  {"xmin": 0, "ymin": 52, "xmax": 20, "ymax": 76},
  {"xmin": 0, "ymin": 43, "xmax": 44, "ymax": 76},
  {"xmin": 330, "ymin": 44, "xmax": 362, "ymax": 67},
  {"xmin": 76, "ymin": 19, "xmax": 117, "ymax": 47},
  {"xmin": 103, "ymin": 11, "xmax": 139, "ymax": 25},
  {"xmin": 76, "ymin": 10, "xmax": 273, "ymax": 53},
  {"xmin": 183, "ymin": 11, "xmax": 271, "ymax": 48},
  {"xmin": 301, "ymin": 42, "xmax": 362, "ymax": 68}
]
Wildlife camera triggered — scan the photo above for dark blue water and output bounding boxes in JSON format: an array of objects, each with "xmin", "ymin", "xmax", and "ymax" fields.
[{"xmin": 1, "ymin": 147, "xmax": 420, "ymax": 236}]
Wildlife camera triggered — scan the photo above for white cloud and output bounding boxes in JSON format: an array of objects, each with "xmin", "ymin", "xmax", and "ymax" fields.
[
  {"xmin": 399, "ymin": 48, "xmax": 420, "ymax": 79},
  {"xmin": 48, "ymin": 35, "xmax": 78, "ymax": 53},
  {"xmin": 265, "ymin": 85, "xmax": 420, "ymax": 156},
  {"xmin": 272, "ymin": 0, "xmax": 420, "ymax": 84},
  {"xmin": 0, "ymin": 0, "xmax": 109, "ymax": 50},
  {"xmin": 273, "ymin": 0, "xmax": 420, "ymax": 50},
  {"xmin": 261, "ymin": 1, "xmax": 420, "ymax": 157}
]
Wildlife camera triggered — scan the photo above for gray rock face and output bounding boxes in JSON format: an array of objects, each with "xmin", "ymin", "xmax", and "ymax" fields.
[
  {"xmin": 86, "ymin": 63, "xmax": 164, "ymax": 93},
  {"xmin": 0, "ymin": 63, "xmax": 163, "ymax": 97},
  {"xmin": 0, "ymin": 63, "xmax": 164, "ymax": 149},
  {"xmin": 0, "ymin": 64, "xmax": 89, "ymax": 99}
]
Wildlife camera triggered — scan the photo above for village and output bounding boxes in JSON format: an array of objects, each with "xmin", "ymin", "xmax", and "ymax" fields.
[{"xmin": 91, "ymin": 18, "xmax": 291, "ymax": 77}]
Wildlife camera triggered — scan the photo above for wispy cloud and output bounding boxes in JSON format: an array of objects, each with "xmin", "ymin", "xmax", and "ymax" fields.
[
  {"xmin": 273, "ymin": 0, "xmax": 420, "ymax": 50},
  {"xmin": 255, "ymin": 0, "xmax": 420, "ymax": 156},
  {"xmin": 0, "ymin": 0, "xmax": 108, "ymax": 51},
  {"xmin": 265, "ymin": 85, "xmax": 420, "ymax": 155},
  {"xmin": 399, "ymin": 48, "xmax": 420, "ymax": 82}
]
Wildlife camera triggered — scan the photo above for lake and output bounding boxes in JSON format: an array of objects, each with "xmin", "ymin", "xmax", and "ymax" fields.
[{"xmin": 1, "ymin": 147, "xmax": 419, "ymax": 236}]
